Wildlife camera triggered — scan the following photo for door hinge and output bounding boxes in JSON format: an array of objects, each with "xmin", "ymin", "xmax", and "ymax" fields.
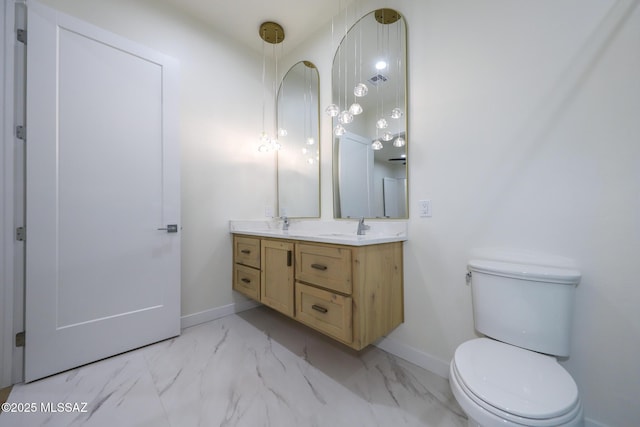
[
  {"xmin": 15, "ymin": 332, "xmax": 25, "ymax": 347},
  {"xmin": 16, "ymin": 125, "xmax": 26, "ymax": 141},
  {"xmin": 16, "ymin": 226, "xmax": 25, "ymax": 242},
  {"xmin": 17, "ymin": 29, "xmax": 27, "ymax": 44}
]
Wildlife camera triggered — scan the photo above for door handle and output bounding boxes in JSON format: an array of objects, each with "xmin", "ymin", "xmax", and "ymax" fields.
[{"xmin": 157, "ymin": 224, "xmax": 178, "ymax": 233}]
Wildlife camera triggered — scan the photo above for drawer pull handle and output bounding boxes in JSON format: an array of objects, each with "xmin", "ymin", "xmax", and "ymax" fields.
[
  {"xmin": 240, "ymin": 249, "xmax": 251, "ymax": 254},
  {"xmin": 287, "ymin": 250, "xmax": 292, "ymax": 267},
  {"xmin": 311, "ymin": 304, "xmax": 328, "ymax": 314},
  {"xmin": 311, "ymin": 263, "xmax": 327, "ymax": 271},
  {"xmin": 241, "ymin": 278, "xmax": 251, "ymax": 284}
]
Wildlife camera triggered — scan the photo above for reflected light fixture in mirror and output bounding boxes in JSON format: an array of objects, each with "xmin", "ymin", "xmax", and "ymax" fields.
[
  {"xmin": 258, "ymin": 21, "xmax": 285, "ymax": 153},
  {"xmin": 277, "ymin": 61, "xmax": 320, "ymax": 218},
  {"xmin": 327, "ymin": 8, "xmax": 404, "ymax": 151},
  {"xmin": 331, "ymin": 8, "xmax": 408, "ymax": 219}
]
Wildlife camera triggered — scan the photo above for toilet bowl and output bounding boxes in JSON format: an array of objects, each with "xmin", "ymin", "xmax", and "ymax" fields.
[
  {"xmin": 450, "ymin": 338, "xmax": 583, "ymax": 427},
  {"xmin": 450, "ymin": 260, "xmax": 584, "ymax": 427}
]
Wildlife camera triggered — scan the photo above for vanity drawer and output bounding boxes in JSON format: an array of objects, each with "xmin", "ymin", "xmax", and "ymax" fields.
[
  {"xmin": 234, "ymin": 236, "xmax": 260, "ymax": 268},
  {"xmin": 233, "ymin": 264, "xmax": 260, "ymax": 301},
  {"xmin": 295, "ymin": 243, "xmax": 352, "ymax": 294},
  {"xmin": 295, "ymin": 282, "xmax": 352, "ymax": 343}
]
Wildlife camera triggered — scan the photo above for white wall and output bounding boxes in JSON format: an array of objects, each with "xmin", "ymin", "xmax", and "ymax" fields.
[
  {"xmin": 8, "ymin": 0, "xmax": 640, "ymax": 426},
  {"xmin": 285, "ymin": 1, "xmax": 640, "ymax": 426}
]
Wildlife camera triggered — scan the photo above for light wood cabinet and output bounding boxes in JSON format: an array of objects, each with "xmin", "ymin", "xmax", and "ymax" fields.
[
  {"xmin": 260, "ymin": 239, "xmax": 295, "ymax": 317},
  {"xmin": 232, "ymin": 234, "xmax": 403, "ymax": 350},
  {"xmin": 232, "ymin": 236, "xmax": 261, "ymax": 300}
]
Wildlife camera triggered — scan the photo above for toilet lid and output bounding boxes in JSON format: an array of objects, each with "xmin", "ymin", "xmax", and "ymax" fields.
[{"xmin": 454, "ymin": 338, "xmax": 579, "ymax": 419}]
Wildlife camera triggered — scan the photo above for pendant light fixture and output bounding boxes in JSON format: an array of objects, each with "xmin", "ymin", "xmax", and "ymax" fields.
[
  {"xmin": 325, "ymin": 2, "xmax": 340, "ymax": 119},
  {"xmin": 371, "ymin": 8, "xmax": 402, "ymax": 151},
  {"xmin": 348, "ymin": 2, "xmax": 365, "ymax": 117},
  {"xmin": 304, "ymin": 61, "xmax": 316, "ymax": 147},
  {"xmin": 258, "ymin": 21, "xmax": 285, "ymax": 153},
  {"xmin": 326, "ymin": 4, "xmax": 405, "ymax": 150},
  {"xmin": 391, "ymin": 9, "xmax": 404, "ymax": 121}
]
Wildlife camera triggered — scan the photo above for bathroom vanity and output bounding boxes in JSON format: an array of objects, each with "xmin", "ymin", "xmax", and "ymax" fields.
[{"xmin": 231, "ymin": 221, "xmax": 406, "ymax": 350}]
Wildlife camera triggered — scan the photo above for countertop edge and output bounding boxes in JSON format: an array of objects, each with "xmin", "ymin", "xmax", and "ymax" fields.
[{"xmin": 230, "ymin": 230, "xmax": 407, "ymax": 246}]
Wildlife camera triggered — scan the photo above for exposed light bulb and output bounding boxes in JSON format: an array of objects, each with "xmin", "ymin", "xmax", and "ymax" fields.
[
  {"xmin": 371, "ymin": 140, "xmax": 383, "ymax": 150},
  {"xmin": 307, "ymin": 158, "xmax": 315, "ymax": 165},
  {"xmin": 354, "ymin": 83, "xmax": 368, "ymax": 97},
  {"xmin": 258, "ymin": 144, "xmax": 270, "ymax": 153},
  {"xmin": 334, "ymin": 124, "xmax": 346, "ymax": 136},
  {"xmin": 260, "ymin": 131, "xmax": 270, "ymax": 144},
  {"xmin": 375, "ymin": 60, "xmax": 387, "ymax": 70},
  {"xmin": 393, "ymin": 137, "xmax": 406, "ymax": 147},
  {"xmin": 391, "ymin": 107, "xmax": 404, "ymax": 119},
  {"xmin": 349, "ymin": 103, "xmax": 363, "ymax": 115},
  {"xmin": 338, "ymin": 110, "xmax": 354, "ymax": 124},
  {"xmin": 376, "ymin": 118, "xmax": 388, "ymax": 129},
  {"xmin": 306, "ymin": 137, "xmax": 315, "ymax": 145},
  {"xmin": 325, "ymin": 104, "xmax": 340, "ymax": 117},
  {"xmin": 278, "ymin": 128, "xmax": 288, "ymax": 137},
  {"xmin": 382, "ymin": 132, "xmax": 394, "ymax": 141}
]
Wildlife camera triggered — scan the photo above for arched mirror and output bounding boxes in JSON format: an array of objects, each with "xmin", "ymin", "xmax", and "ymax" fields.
[
  {"xmin": 277, "ymin": 61, "xmax": 320, "ymax": 218},
  {"xmin": 330, "ymin": 9, "xmax": 407, "ymax": 219}
]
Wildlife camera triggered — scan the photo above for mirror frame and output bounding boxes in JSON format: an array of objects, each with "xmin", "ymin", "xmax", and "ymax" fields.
[
  {"xmin": 276, "ymin": 60, "xmax": 321, "ymax": 218},
  {"xmin": 331, "ymin": 8, "xmax": 408, "ymax": 219}
]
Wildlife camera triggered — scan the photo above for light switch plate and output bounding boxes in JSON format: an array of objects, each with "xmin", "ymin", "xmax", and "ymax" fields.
[{"xmin": 418, "ymin": 199, "xmax": 432, "ymax": 217}]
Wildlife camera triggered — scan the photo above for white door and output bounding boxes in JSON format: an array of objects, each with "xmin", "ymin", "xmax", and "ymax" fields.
[
  {"xmin": 337, "ymin": 132, "xmax": 373, "ymax": 218},
  {"xmin": 383, "ymin": 177, "xmax": 407, "ymax": 218},
  {"xmin": 24, "ymin": 1, "xmax": 180, "ymax": 382}
]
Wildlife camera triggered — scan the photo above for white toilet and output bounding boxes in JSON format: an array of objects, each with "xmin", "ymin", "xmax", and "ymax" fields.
[{"xmin": 449, "ymin": 259, "xmax": 584, "ymax": 427}]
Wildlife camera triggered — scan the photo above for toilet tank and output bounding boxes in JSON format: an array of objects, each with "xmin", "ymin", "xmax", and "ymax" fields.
[{"xmin": 468, "ymin": 260, "xmax": 581, "ymax": 357}]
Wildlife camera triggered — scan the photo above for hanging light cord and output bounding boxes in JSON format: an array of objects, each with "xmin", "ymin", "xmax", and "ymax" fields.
[
  {"xmin": 273, "ymin": 30, "xmax": 278, "ymax": 140},
  {"xmin": 261, "ymin": 29, "xmax": 266, "ymax": 133}
]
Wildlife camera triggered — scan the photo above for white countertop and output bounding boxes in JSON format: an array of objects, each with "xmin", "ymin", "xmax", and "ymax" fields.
[{"xmin": 229, "ymin": 220, "xmax": 407, "ymax": 246}]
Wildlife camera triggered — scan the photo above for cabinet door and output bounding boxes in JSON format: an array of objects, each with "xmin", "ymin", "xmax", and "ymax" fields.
[{"xmin": 261, "ymin": 240, "xmax": 294, "ymax": 317}]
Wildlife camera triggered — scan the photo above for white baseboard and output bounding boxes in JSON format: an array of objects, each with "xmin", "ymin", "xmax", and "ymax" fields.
[
  {"xmin": 180, "ymin": 299, "xmax": 260, "ymax": 329},
  {"xmin": 374, "ymin": 335, "xmax": 451, "ymax": 379},
  {"xmin": 584, "ymin": 418, "xmax": 609, "ymax": 427}
]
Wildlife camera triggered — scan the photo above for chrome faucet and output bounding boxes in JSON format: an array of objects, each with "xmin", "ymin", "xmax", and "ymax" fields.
[
  {"xmin": 357, "ymin": 217, "xmax": 370, "ymax": 235},
  {"xmin": 281, "ymin": 216, "xmax": 290, "ymax": 231}
]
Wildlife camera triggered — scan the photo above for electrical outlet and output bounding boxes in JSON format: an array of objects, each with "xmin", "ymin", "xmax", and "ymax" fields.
[{"xmin": 418, "ymin": 199, "xmax": 432, "ymax": 218}]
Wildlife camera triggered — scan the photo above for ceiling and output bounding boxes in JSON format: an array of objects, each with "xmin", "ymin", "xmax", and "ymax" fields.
[{"xmin": 159, "ymin": 0, "xmax": 355, "ymax": 55}]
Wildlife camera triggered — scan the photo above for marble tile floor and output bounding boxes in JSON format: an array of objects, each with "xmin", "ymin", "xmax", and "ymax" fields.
[{"xmin": 0, "ymin": 306, "xmax": 467, "ymax": 427}]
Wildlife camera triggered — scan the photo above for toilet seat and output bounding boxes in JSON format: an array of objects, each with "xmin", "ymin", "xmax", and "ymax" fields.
[{"xmin": 451, "ymin": 338, "xmax": 582, "ymax": 426}]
